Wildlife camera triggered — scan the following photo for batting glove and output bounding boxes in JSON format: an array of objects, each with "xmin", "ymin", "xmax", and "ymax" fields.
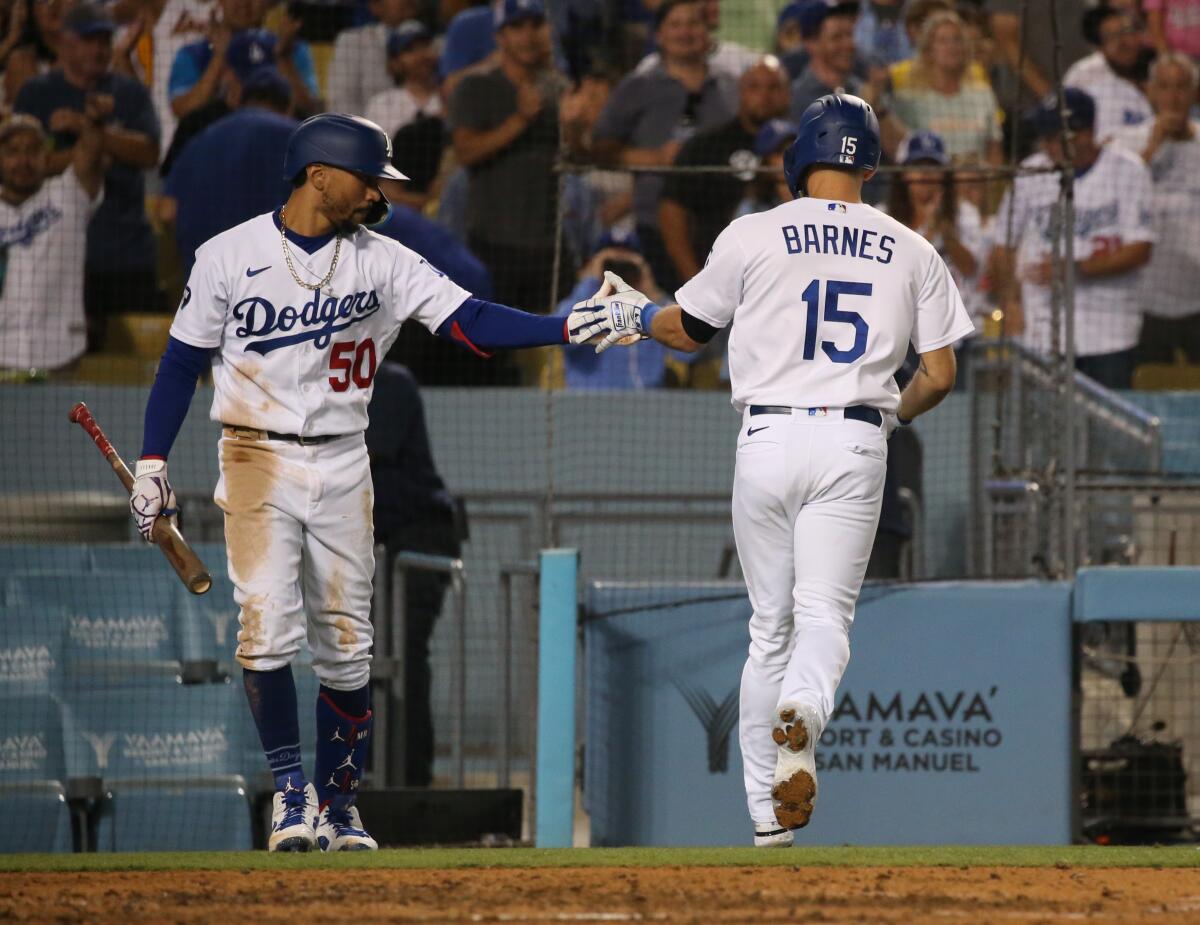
[
  {"xmin": 130, "ymin": 458, "xmax": 178, "ymax": 541},
  {"xmin": 568, "ymin": 271, "xmax": 661, "ymax": 354},
  {"xmin": 882, "ymin": 412, "xmax": 910, "ymax": 439}
]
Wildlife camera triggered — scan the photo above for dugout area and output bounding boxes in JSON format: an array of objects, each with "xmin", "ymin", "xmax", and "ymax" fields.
[{"xmin": 0, "ymin": 846, "xmax": 1198, "ymax": 923}]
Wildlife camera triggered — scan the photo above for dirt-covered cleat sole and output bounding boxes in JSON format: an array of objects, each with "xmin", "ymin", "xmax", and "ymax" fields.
[
  {"xmin": 771, "ymin": 703, "xmax": 818, "ymax": 830},
  {"xmin": 753, "ymin": 823, "xmax": 795, "ymax": 847},
  {"xmin": 270, "ymin": 835, "xmax": 314, "ymax": 852}
]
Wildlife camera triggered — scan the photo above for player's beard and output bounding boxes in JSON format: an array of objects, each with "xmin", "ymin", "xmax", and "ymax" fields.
[{"xmin": 320, "ymin": 188, "xmax": 370, "ymax": 235}]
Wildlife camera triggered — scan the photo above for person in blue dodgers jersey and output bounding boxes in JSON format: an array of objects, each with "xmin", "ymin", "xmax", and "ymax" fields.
[
  {"xmin": 128, "ymin": 113, "xmax": 610, "ymax": 852},
  {"xmin": 570, "ymin": 94, "xmax": 975, "ymax": 846}
]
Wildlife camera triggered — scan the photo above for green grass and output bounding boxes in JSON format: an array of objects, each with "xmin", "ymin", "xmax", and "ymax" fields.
[{"xmin": 0, "ymin": 845, "xmax": 1197, "ymax": 873}]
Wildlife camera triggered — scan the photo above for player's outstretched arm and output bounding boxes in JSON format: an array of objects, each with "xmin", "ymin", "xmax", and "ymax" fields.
[
  {"xmin": 435, "ymin": 296, "xmax": 605, "ymax": 355},
  {"xmin": 896, "ymin": 346, "xmax": 956, "ymax": 425},
  {"xmin": 568, "ymin": 271, "xmax": 716, "ymax": 354}
]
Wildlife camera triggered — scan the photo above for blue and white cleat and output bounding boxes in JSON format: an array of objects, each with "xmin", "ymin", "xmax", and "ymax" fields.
[
  {"xmin": 316, "ymin": 804, "xmax": 379, "ymax": 852},
  {"xmin": 268, "ymin": 781, "xmax": 319, "ymax": 852}
]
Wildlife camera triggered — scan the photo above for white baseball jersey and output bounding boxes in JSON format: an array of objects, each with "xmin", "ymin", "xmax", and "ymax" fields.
[
  {"xmin": 169, "ymin": 212, "xmax": 470, "ymax": 434},
  {"xmin": 364, "ymin": 88, "xmax": 443, "ymax": 140},
  {"xmin": 1064, "ymin": 53, "xmax": 1153, "ymax": 143},
  {"xmin": 999, "ymin": 146, "xmax": 1155, "ymax": 356},
  {"xmin": 1111, "ymin": 121, "xmax": 1200, "ymax": 319},
  {"xmin": 0, "ymin": 168, "xmax": 102, "ymax": 371},
  {"xmin": 150, "ymin": 0, "xmax": 215, "ymax": 153},
  {"xmin": 676, "ymin": 197, "xmax": 975, "ymax": 413}
]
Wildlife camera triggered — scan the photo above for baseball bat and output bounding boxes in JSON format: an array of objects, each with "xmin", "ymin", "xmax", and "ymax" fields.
[{"xmin": 68, "ymin": 401, "xmax": 212, "ymax": 595}]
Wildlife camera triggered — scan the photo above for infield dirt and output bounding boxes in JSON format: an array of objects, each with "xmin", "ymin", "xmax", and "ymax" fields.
[{"xmin": 4, "ymin": 865, "xmax": 1200, "ymax": 923}]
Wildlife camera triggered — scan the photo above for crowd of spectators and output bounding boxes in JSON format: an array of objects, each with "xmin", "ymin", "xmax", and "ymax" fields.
[{"xmin": 0, "ymin": 0, "xmax": 1197, "ymax": 391}]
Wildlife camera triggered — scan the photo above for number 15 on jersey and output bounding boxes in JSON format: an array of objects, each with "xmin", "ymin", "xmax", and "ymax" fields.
[{"xmin": 800, "ymin": 278, "xmax": 871, "ymax": 364}]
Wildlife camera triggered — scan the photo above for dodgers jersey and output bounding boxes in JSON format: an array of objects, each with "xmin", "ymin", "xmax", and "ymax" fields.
[
  {"xmin": 676, "ymin": 197, "xmax": 975, "ymax": 413},
  {"xmin": 1063, "ymin": 53, "xmax": 1153, "ymax": 143},
  {"xmin": 169, "ymin": 212, "xmax": 470, "ymax": 435},
  {"xmin": 999, "ymin": 146, "xmax": 1154, "ymax": 356},
  {"xmin": 1110, "ymin": 121, "xmax": 1200, "ymax": 319}
]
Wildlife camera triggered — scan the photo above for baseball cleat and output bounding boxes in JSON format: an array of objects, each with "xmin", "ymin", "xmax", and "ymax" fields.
[
  {"xmin": 771, "ymin": 703, "xmax": 818, "ymax": 830},
  {"xmin": 268, "ymin": 781, "xmax": 319, "ymax": 852},
  {"xmin": 316, "ymin": 805, "xmax": 378, "ymax": 851},
  {"xmin": 753, "ymin": 822, "xmax": 795, "ymax": 847}
]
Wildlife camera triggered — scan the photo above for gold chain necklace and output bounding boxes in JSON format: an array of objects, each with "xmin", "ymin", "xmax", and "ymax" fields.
[{"xmin": 279, "ymin": 206, "xmax": 342, "ymax": 291}]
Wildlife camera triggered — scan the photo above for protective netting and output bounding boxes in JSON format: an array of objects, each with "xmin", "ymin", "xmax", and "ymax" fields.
[{"xmin": 2, "ymin": 0, "xmax": 1200, "ymax": 851}]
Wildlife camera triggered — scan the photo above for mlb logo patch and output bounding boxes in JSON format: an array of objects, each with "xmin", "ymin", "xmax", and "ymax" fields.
[
  {"xmin": 807, "ymin": 407, "xmax": 828, "ymax": 416},
  {"xmin": 827, "ymin": 203, "xmax": 846, "ymax": 213}
]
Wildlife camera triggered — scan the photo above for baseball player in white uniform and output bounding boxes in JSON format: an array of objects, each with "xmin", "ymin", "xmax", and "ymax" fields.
[
  {"xmin": 130, "ymin": 113, "xmax": 602, "ymax": 852},
  {"xmin": 571, "ymin": 94, "xmax": 974, "ymax": 846},
  {"xmin": 993, "ymin": 88, "xmax": 1154, "ymax": 390}
]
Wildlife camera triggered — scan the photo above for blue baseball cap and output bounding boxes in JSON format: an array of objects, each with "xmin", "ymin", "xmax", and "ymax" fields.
[
  {"xmin": 777, "ymin": 2, "xmax": 806, "ymax": 28},
  {"xmin": 595, "ymin": 225, "xmax": 642, "ymax": 255},
  {"xmin": 897, "ymin": 130, "xmax": 948, "ymax": 166},
  {"xmin": 798, "ymin": 0, "xmax": 859, "ymax": 40},
  {"xmin": 494, "ymin": 0, "xmax": 546, "ymax": 30},
  {"xmin": 241, "ymin": 65, "xmax": 291, "ymax": 102},
  {"xmin": 387, "ymin": 20, "xmax": 432, "ymax": 57},
  {"xmin": 755, "ymin": 119, "xmax": 798, "ymax": 158},
  {"xmin": 226, "ymin": 29, "xmax": 277, "ymax": 82},
  {"xmin": 64, "ymin": 3, "xmax": 115, "ymax": 36},
  {"xmin": 1030, "ymin": 87, "xmax": 1097, "ymax": 136}
]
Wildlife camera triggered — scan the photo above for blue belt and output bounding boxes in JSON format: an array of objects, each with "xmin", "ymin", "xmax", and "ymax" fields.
[{"xmin": 748, "ymin": 405, "xmax": 883, "ymax": 427}]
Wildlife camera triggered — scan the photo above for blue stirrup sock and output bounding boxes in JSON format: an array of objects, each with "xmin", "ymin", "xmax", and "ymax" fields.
[
  {"xmin": 315, "ymin": 684, "xmax": 373, "ymax": 812},
  {"xmin": 243, "ymin": 666, "xmax": 305, "ymax": 794}
]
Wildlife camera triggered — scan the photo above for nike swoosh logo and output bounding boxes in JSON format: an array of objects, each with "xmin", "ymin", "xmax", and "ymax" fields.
[
  {"xmin": 746, "ymin": 426, "xmax": 770, "ymax": 437},
  {"xmin": 246, "ymin": 266, "xmax": 271, "ymax": 277}
]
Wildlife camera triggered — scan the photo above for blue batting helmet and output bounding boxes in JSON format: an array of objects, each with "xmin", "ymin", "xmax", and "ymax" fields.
[
  {"xmin": 282, "ymin": 113, "xmax": 409, "ymax": 184},
  {"xmin": 783, "ymin": 93, "xmax": 881, "ymax": 196}
]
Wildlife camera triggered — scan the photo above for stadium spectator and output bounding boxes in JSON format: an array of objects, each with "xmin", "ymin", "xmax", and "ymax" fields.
[
  {"xmin": 1064, "ymin": 4, "xmax": 1154, "ymax": 142},
  {"xmin": 776, "ymin": 0, "xmax": 882, "ymax": 81},
  {"xmin": 991, "ymin": 89, "xmax": 1154, "ymax": 390},
  {"xmin": 0, "ymin": 0, "xmax": 33, "ymax": 105},
  {"xmin": 0, "ymin": 112, "xmax": 103, "ymax": 377},
  {"xmin": 889, "ymin": 10, "xmax": 1003, "ymax": 163},
  {"xmin": 734, "ymin": 117, "xmax": 796, "ymax": 216},
  {"xmin": 988, "ymin": 0, "xmax": 1091, "ymax": 103},
  {"xmin": 439, "ymin": 0, "xmax": 496, "ymax": 93},
  {"xmin": 887, "ymin": 130, "xmax": 988, "ymax": 337},
  {"xmin": 147, "ymin": 0, "xmax": 212, "ymax": 153},
  {"xmin": 365, "ymin": 21, "xmax": 441, "ymax": 138},
  {"xmin": 449, "ymin": 0, "xmax": 578, "ymax": 312},
  {"xmin": 328, "ymin": 0, "xmax": 416, "ymax": 116},
  {"xmin": 388, "ymin": 115, "xmax": 447, "ymax": 212},
  {"xmin": 14, "ymin": 2, "xmax": 161, "ymax": 342},
  {"xmin": 856, "ymin": 0, "xmax": 914, "ymax": 66},
  {"xmin": 658, "ymin": 56, "xmax": 788, "ymax": 285},
  {"xmin": 788, "ymin": 0, "xmax": 864, "ymax": 117},
  {"xmin": 1110, "ymin": 53, "xmax": 1200, "ymax": 365},
  {"xmin": 592, "ymin": 0, "xmax": 737, "ymax": 289},
  {"xmin": 553, "ymin": 227, "xmax": 673, "ymax": 389},
  {"xmin": 162, "ymin": 67, "xmax": 295, "ymax": 274},
  {"xmin": 635, "ymin": 0, "xmax": 759, "ymax": 81},
  {"xmin": 168, "ymin": 0, "xmax": 318, "ymax": 122},
  {"xmin": 366, "ymin": 361, "xmax": 463, "ymax": 786},
  {"xmin": 1146, "ymin": 0, "xmax": 1200, "ymax": 59},
  {"xmin": 776, "ymin": 1, "xmax": 805, "ymax": 61},
  {"xmin": 5, "ymin": 0, "xmax": 66, "ymax": 105},
  {"xmin": 159, "ymin": 28, "xmax": 284, "ymax": 177}
]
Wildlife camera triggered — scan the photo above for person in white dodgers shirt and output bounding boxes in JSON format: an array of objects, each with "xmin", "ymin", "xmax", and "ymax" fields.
[
  {"xmin": 992, "ymin": 87, "xmax": 1154, "ymax": 390},
  {"xmin": 569, "ymin": 94, "xmax": 974, "ymax": 847},
  {"xmin": 1110, "ymin": 52, "xmax": 1200, "ymax": 366},
  {"xmin": 126, "ymin": 114, "xmax": 607, "ymax": 853},
  {"xmin": 0, "ymin": 110, "xmax": 104, "ymax": 378}
]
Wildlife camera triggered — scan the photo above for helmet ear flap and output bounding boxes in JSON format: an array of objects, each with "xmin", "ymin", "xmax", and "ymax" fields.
[{"xmin": 783, "ymin": 142, "xmax": 803, "ymax": 197}]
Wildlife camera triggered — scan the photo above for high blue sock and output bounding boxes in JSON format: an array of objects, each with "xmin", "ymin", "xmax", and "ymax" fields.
[
  {"xmin": 315, "ymin": 683, "xmax": 372, "ymax": 811},
  {"xmin": 243, "ymin": 666, "xmax": 304, "ymax": 793}
]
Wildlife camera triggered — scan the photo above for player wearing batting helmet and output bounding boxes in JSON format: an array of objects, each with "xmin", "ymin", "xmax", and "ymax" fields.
[
  {"xmin": 130, "ymin": 112, "xmax": 624, "ymax": 852},
  {"xmin": 570, "ymin": 94, "xmax": 974, "ymax": 845}
]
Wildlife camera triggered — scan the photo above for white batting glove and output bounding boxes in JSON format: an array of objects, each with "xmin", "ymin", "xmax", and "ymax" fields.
[
  {"xmin": 568, "ymin": 271, "xmax": 658, "ymax": 354},
  {"xmin": 130, "ymin": 458, "xmax": 177, "ymax": 541},
  {"xmin": 882, "ymin": 412, "xmax": 910, "ymax": 439}
]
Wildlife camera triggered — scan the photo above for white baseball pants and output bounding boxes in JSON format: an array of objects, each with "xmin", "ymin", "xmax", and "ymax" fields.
[
  {"xmin": 731, "ymin": 409, "xmax": 886, "ymax": 825},
  {"xmin": 215, "ymin": 429, "xmax": 375, "ymax": 690}
]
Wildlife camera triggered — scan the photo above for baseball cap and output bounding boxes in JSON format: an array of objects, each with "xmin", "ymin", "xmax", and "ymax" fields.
[
  {"xmin": 387, "ymin": 20, "xmax": 432, "ymax": 57},
  {"xmin": 493, "ymin": 0, "xmax": 545, "ymax": 30},
  {"xmin": 594, "ymin": 225, "xmax": 642, "ymax": 255},
  {"xmin": 798, "ymin": 0, "xmax": 859, "ymax": 40},
  {"xmin": 1030, "ymin": 87, "xmax": 1096, "ymax": 137},
  {"xmin": 777, "ymin": 2, "xmax": 806, "ymax": 29},
  {"xmin": 64, "ymin": 3, "xmax": 115, "ymax": 36},
  {"xmin": 0, "ymin": 114, "xmax": 47, "ymax": 145},
  {"xmin": 897, "ymin": 129, "xmax": 948, "ymax": 166},
  {"xmin": 226, "ymin": 29, "xmax": 277, "ymax": 82},
  {"xmin": 240, "ymin": 65, "xmax": 291, "ymax": 102},
  {"xmin": 755, "ymin": 119, "xmax": 798, "ymax": 158}
]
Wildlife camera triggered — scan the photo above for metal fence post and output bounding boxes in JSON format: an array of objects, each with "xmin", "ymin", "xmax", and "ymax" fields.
[{"xmin": 534, "ymin": 548, "xmax": 578, "ymax": 848}]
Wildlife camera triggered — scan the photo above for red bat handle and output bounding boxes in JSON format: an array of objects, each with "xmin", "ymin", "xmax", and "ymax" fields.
[{"xmin": 69, "ymin": 401, "xmax": 116, "ymax": 459}]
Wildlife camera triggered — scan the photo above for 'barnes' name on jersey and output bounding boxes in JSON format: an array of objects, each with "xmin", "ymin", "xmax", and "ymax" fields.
[{"xmin": 782, "ymin": 222, "xmax": 896, "ymax": 264}]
